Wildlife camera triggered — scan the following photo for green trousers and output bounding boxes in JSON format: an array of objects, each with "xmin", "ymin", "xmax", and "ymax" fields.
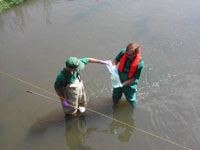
[{"xmin": 112, "ymin": 86, "xmax": 138, "ymax": 106}]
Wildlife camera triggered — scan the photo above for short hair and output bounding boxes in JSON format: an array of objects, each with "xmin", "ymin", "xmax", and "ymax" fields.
[{"xmin": 126, "ymin": 43, "xmax": 140, "ymax": 54}]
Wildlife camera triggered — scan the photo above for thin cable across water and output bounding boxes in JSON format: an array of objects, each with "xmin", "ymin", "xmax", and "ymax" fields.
[{"xmin": 0, "ymin": 70, "xmax": 192, "ymax": 150}]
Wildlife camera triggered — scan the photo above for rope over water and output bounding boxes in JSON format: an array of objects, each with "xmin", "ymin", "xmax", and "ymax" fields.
[{"xmin": 0, "ymin": 70, "xmax": 192, "ymax": 150}]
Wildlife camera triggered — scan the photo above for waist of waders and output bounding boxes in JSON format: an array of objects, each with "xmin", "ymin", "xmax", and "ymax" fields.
[{"xmin": 59, "ymin": 71, "xmax": 82, "ymax": 87}]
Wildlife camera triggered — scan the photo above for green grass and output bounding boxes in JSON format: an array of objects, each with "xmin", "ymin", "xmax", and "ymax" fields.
[{"xmin": 0, "ymin": 0, "xmax": 24, "ymax": 12}]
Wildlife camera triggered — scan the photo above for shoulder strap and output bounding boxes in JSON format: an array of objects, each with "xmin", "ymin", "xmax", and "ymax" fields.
[
  {"xmin": 128, "ymin": 46, "xmax": 141, "ymax": 78},
  {"xmin": 77, "ymin": 72, "xmax": 81, "ymax": 82},
  {"xmin": 118, "ymin": 52, "xmax": 127, "ymax": 72}
]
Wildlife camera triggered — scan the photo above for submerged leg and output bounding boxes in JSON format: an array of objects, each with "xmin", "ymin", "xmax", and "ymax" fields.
[
  {"xmin": 112, "ymin": 87, "xmax": 123, "ymax": 105},
  {"xmin": 123, "ymin": 86, "xmax": 138, "ymax": 107}
]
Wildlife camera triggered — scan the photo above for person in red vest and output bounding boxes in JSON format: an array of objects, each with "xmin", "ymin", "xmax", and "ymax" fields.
[{"xmin": 112, "ymin": 43, "xmax": 144, "ymax": 107}]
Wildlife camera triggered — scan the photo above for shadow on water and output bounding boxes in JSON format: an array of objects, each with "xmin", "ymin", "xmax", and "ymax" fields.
[
  {"xmin": 26, "ymin": 109, "xmax": 64, "ymax": 134},
  {"xmin": 22, "ymin": 109, "xmax": 64, "ymax": 150},
  {"xmin": 25, "ymin": 98, "xmax": 136, "ymax": 149},
  {"xmin": 25, "ymin": 112, "xmax": 98, "ymax": 150}
]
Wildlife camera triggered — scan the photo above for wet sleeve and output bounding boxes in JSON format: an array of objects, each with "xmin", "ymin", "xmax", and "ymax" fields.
[
  {"xmin": 133, "ymin": 60, "xmax": 144, "ymax": 80},
  {"xmin": 115, "ymin": 49, "xmax": 126, "ymax": 62}
]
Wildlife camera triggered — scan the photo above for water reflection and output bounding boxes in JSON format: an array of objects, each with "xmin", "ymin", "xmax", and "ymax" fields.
[
  {"xmin": 0, "ymin": 0, "xmax": 54, "ymax": 32},
  {"xmin": 64, "ymin": 100, "xmax": 135, "ymax": 148},
  {"xmin": 26, "ymin": 110, "xmax": 96, "ymax": 149},
  {"xmin": 43, "ymin": 0, "xmax": 53, "ymax": 24},
  {"xmin": 65, "ymin": 114, "xmax": 97, "ymax": 150},
  {"xmin": 71, "ymin": 0, "xmax": 109, "ymax": 23},
  {"xmin": 0, "ymin": 3, "xmax": 28, "ymax": 32},
  {"xmin": 109, "ymin": 101, "xmax": 134, "ymax": 142}
]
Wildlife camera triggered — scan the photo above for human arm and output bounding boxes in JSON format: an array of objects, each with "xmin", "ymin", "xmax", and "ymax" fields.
[
  {"xmin": 123, "ymin": 61, "xmax": 144, "ymax": 86},
  {"xmin": 122, "ymin": 78, "xmax": 136, "ymax": 86},
  {"xmin": 87, "ymin": 58, "xmax": 102, "ymax": 63},
  {"xmin": 54, "ymin": 73, "xmax": 69, "ymax": 106},
  {"xmin": 54, "ymin": 75, "xmax": 65, "ymax": 101},
  {"xmin": 55, "ymin": 88, "xmax": 69, "ymax": 107},
  {"xmin": 55, "ymin": 88, "xmax": 65, "ymax": 101},
  {"xmin": 87, "ymin": 58, "xmax": 111, "ymax": 65},
  {"xmin": 112, "ymin": 59, "xmax": 118, "ymax": 66}
]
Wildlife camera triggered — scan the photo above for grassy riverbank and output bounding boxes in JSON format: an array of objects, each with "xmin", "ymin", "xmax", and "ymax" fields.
[{"xmin": 0, "ymin": 0, "xmax": 24, "ymax": 12}]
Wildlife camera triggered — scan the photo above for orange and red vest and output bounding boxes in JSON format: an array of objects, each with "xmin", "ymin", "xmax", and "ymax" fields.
[{"xmin": 118, "ymin": 47, "xmax": 141, "ymax": 78}]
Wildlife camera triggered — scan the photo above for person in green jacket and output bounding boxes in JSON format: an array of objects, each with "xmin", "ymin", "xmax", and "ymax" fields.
[
  {"xmin": 112, "ymin": 43, "xmax": 144, "ymax": 107},
  {"xmin": 54, "ymin": 57, "xmax": 107, "ymax": 115}
]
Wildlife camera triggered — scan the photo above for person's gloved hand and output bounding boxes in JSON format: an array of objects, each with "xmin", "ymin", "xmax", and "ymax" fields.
[
  {"xmin": 101, "ymin": 60, "xmax": 111, "ymax": 65},
  {"xmin": 62, "ymin": 100, "xmax": 69, "ymax": 107}
]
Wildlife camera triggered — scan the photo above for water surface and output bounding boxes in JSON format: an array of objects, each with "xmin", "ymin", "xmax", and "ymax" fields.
[{"xmin": 0, "ymin": 0, "xmax": 200, "ymax": 149}]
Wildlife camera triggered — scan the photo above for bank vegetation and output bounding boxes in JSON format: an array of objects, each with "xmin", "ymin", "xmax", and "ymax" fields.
[{"xmin": 0, "ymin": 0, "xmax": 24, "ymax": 12}]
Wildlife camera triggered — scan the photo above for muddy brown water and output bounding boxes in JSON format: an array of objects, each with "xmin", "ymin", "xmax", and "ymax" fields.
[{"xmin": 0, "ymin": 0, "xmax": 200, "ymax": 149}]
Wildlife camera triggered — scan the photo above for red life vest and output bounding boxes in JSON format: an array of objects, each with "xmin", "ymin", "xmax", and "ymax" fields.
[{"xmin": 118, "ymin": 47, "xmax": 141, "ymax": 78}]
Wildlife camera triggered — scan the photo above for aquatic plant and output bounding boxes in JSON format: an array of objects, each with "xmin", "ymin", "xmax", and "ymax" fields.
[{"xmin": 0, "ymin": 0, "xmax": 24, "ymax": 12}]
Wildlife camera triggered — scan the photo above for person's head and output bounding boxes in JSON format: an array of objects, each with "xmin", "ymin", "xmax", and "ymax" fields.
[
  {"xmin": 65, "ymin": 57, "xmax": 85, "ymax": 74},
  {"xmin": 126, "ymin": 43, "xmax": 140, "ymax": 59}
]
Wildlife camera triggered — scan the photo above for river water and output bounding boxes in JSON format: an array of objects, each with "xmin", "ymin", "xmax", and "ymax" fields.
[{"xmin": 0, "ymin": 0, "xmax": 200, "ymax": 150}]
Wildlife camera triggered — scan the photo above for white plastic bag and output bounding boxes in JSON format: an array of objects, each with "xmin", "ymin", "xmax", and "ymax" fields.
[{"xmin": 106, "ymin": 61, "xmax": 123, "ymax": 88}]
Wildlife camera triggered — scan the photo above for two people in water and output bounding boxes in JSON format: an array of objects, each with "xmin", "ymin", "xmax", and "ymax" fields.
[{"xmin": 54, "ymin": 43, "xmax": 144, "ymax": 115}]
